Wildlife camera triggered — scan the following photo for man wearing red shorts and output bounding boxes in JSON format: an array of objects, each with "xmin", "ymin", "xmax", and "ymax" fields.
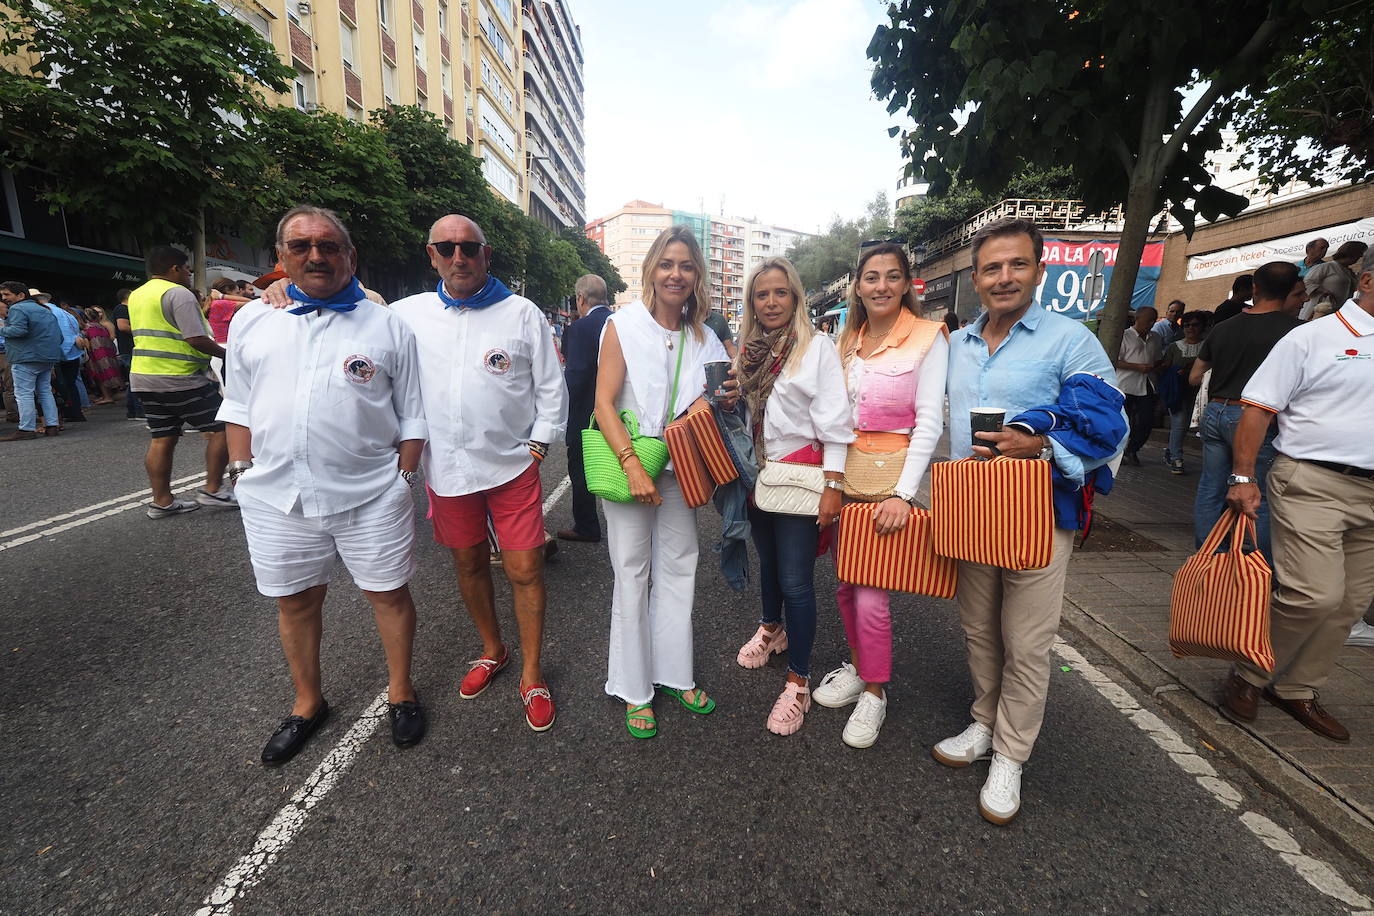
[{"xmin": 391, "ymin": 214, "xmax": 568, "ymax": 731}]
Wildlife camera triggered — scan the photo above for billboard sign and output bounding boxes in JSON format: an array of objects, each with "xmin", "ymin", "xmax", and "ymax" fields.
[{"xmin": 1035, "ymin": 238, "xmax": 1165, "ymax": 319}]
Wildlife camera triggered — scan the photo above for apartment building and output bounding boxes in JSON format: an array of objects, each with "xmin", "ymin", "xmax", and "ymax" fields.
[
  {"xmin": 219, "ymin": 0, "xmax": 584, "ymax": 224},
  {"xmin": 586, "ymin": 201, "xmax": 813, "ymax": 324}
]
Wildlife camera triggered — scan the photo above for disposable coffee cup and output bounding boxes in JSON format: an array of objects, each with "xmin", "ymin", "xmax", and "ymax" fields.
[
  {"xmin": 704, "ymin": 361, "xmax": 732, "ymax": 400},
  {"xmin": 970, "ymin": 407, "xmax": 1006, "ymax": 455}
]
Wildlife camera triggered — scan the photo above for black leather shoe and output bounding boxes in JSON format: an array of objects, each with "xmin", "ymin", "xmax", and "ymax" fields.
[
  {"xmin": 389, "ymin": 698, "xmax": 427, "ymax": 748},
  {"xmin": 261, "ymin": 700, "xmax": 329, "ymax": 765}
]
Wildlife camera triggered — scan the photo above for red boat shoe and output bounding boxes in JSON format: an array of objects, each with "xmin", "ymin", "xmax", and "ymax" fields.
[
  {"xmin": 520, "ymin": 681, "xmax": 556, "ymax": 732},
  {"xmin": 459, "ymin": 648, "xmax": 509, "ymax": 699}
]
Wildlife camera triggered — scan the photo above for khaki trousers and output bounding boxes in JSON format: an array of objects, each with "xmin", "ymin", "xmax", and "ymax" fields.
[
  {"xmin": 0, "ymin": 352, "xmax": 15, "ymax": 418},
  {"xmin": 1238, "ymin": 456, "xmax": 1374, "ymax": 699},
  {"xmin": 956, "ymin": 526, "xmax": 1076, "ymax": 763}
]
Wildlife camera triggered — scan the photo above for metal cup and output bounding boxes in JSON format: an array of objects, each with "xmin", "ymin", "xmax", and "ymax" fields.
[
  {"xmin": 704, "ymin": 361, "xmax": 732, "ymax": 401},
  {"xmin": 970, "ymin": 407, "xmax": 1006, "ymax": 455}
]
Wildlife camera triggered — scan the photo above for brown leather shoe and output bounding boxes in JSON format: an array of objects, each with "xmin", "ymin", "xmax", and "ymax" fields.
[
  {"xmin": 0, "ymin": 429, "xmax": 38, "ymax": 441},
  {"xmin": 1220, "ymin": 672, "xmax": 1260, "ymax": 721},
  {"xmin": 1265, "ymin": 691, "xmax": 1350, "ymax": 742},
  {"xmin": 555, "ymin": 528, "xmax": 600, "ymax": 543}
]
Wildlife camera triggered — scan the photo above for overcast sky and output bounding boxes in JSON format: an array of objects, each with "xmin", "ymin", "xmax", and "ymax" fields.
[{"xmin": 573, "ymin": 0, "xmax": 906, "ymax": 233}]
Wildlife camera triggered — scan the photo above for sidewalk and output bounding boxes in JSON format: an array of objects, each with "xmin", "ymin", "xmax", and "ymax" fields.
[{"xmin": 1062, "ymin": 426, "xmax": 1374, "ymax": 859}]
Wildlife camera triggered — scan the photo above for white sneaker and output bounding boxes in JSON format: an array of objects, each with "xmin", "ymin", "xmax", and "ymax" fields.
[
  {"xmin": 812, "ymin": 661, "xmax": 864, "ymax": 708},
  {"xmin": 841, "ymin": 690, "xmax": 886, "ymax": 748},
  {"xmin": 979, "ymin": 753, "xmax": 1023, "ymax": 825},
  {"xmin": 146, "ymin": 498, "xmax": 201, "ymax": 519},
  {"xmin": 932, "ymin": 721, "xmax": 993, "ymax": 768},
  {"xmin": 1346, "ymin": 620, "xmax": 1374, "ymax": 648},
  {"xmin": 195, "ymin": 486, "xmax": 239, "ymax": 509}
]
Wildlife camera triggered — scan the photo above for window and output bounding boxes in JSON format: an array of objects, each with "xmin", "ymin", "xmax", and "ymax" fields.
[
  {"xmin": 477, "ymin": 98, "xmax": 517, "ymax": 161},
  {"xmin": 382, "ymin": 62, "xmax": 398, "ymax": 102},
  {"xmin": 412, "ymin": 25, "xmax": 427, "ymax": 70},
  {"xmin": 347, "ymin": 102, "xmax": 365, "ymax": 121},
  {"xmin": 480, "ymin": 14, "xmax": 513, "ymax": 69},
  {"xmin": 216, "ymin": 1, "xmax": 270, "ymax": 39},
  {"xmin": 441, "ymin": 60, "xmax": 453, "ymax": 97},
  {"xmin": 293, "ymin": 68, "xmax": 316, "ymax": 110},
  {"xmin": 482, "ymin": 153, "xmax": 518, "ymax": 199},
  {"xmin": 437, "ymin": 2, "xmax": 448, "ymax": 33},
  {"xmin": 490, "ymin": 0, "xmax": 513, "ymax": 24},
  {"xmin": 0, "ymin": 169, "xmax": 21, "ymax": 236},
  {"xmin": 378, "ymin": 0, "xmax": 392, "ymax": 30},
  {"xmin": 479, "ymin": 56, "xmax": 514, "ymax": 114},
  {"xmin": 340, "ymin": 20, "xmax": 357, "ymax": 69}
]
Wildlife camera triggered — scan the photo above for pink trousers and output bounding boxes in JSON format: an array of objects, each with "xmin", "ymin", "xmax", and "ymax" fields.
[{"xmin": 835, "ymin": 582, "xmax": 891, "ymax": 683}]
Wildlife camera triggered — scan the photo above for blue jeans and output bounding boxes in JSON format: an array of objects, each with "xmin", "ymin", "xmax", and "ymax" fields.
[
  {"xmin": 11, "ymin": 361, "xmax": 59, "ymax": 431},
  {"xmin": 1166, "ymin": 389, "xmax": 1198, "ymax": 461},
  {"xmin": 748, "ymin": 503, "xmax": 819, "ymax": 678},
  {"xmin": 1194, "ymin": 401, "xmax": 1277, "ymax": 562}
]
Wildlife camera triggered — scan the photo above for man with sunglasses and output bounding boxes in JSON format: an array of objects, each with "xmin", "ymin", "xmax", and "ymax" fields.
[
  {"xmin": 218, "ymin": 205, "xmax": 429, "ymax": 764},
  {"xmin": 391, "ymin": 214, "xmax": 567, "ymax": 732}
]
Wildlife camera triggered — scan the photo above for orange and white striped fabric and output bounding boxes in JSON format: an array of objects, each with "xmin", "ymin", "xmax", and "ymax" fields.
[
  {"xmin": 664, "ymin": 415, "xmax": 715, "ymax": 508},
  {"xmin": 1169, "ymin": 509, "xmax": 1274, "ymax": 671},
  {"xmin": 931, "ymin": 456, "xmax": 1054, "ymax": 570},
  {"xmin": 835, "ymin": 504, "xmax": 958, "ymax": 598},
  {"xmin": 683, "ymin": 402, "xmax": 738, "ymax": 485}
]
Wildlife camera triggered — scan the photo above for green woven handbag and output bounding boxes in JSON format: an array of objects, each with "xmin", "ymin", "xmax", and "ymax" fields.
[{"xmin": 582, "ymin": 410, "xmax": 670, "ymax": 503}]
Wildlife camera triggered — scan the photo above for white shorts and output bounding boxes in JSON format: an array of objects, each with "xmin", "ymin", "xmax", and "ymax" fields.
[{"xmin": 238, "ymin": 478, "xmax": 418, "ymax": 598}]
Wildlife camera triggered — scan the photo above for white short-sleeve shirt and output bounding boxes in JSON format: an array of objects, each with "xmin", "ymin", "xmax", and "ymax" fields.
[{"xmin": 1241, "ymin": 299, "xmax": 1374, "ymax": 469}]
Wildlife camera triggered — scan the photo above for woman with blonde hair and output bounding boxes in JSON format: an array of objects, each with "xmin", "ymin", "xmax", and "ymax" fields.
[
  {"xmin": 733, "ymin": 256, "xmax": 853, "ymax": 735},
  {"xmin": 812, "ymin": 242, "xmax": 948, "ymax": 749},
  {"xmin": 595, "ymin": 225, "xmax": 734, "ymax": 738}
]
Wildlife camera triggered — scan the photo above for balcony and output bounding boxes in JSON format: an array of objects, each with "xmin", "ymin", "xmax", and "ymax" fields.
[{"xmin": 921, "ymin": 198, "xmax": 1127, "ymax": 260}]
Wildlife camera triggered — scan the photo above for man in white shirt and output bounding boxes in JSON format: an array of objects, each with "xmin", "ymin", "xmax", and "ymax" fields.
[
  {"xmin": 219, "ymin": 206, "xmax": 429, "ymax": 765},
  {"xmin": 391, "ymin": 214, "xmax": 568, "ymax": 732},
  {"xmin": 1221, "ymin": 248, "xmax": 1374, "ymax": 743},
  {"xmin": 1114, "ymin": 306, "xmax": 1163, "ymax": 465}
]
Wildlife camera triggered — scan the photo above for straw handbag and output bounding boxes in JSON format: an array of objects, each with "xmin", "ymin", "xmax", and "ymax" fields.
[
  {"xmin": 1169, "ymin": 509, "xmax": 1275, "ymax": 671},
  {"xmin": 581, "ymin": 411, "xmax": 669, "ymax": 504},
  {"xmin": 931, "ymin": 456, "xmax": 1054, "ymax": 570},
  {"xmin": 842, "ymin": 445, "xmax": 908, "ymax": 502},
  {"xmin": 835, "ymin": 503, "xmax": 958, "ymax": 598}
]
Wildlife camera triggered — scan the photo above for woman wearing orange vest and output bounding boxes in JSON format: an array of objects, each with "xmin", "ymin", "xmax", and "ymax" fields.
[{"xmin": 811, "ymin": 243, "xmax": 949, "ymax": 749}]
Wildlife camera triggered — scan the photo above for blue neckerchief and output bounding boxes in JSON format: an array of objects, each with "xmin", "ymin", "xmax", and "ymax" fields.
[
  {"xmin": 436, "ymin": 275, "xmax": 513, "ymax": 310},
  {"xmin": 286, "ymin": 278, "xmax": 365, "ymax": 315}
]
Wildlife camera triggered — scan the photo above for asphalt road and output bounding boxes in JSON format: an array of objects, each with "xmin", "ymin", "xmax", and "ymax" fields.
[{"xmin": 2, "ymin": 407, "xmax": 1371, "ymax": 915}]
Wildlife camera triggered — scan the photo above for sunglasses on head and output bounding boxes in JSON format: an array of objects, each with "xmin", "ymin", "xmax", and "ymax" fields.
[{"xmin": 429, "ymin": 240, "xmax": 484, "ymax": 258}]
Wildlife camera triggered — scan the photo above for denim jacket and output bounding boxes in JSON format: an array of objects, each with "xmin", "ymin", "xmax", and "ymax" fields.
[{"xmin": 711, "ymin": 402, "xmax": 757, "ymax": 592}]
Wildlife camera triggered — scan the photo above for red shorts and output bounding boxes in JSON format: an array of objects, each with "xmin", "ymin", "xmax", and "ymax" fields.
[{"xmin": 428, "ymin": 461, "xmax": 545, "ymax": 551}]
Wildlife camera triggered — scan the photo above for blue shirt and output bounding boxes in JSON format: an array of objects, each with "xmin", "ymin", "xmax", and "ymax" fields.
[
  {"xmin": 947, "ymin": 302, "xmax": 1124, "ymax": 485},
  {"xmin": 44, "ymin": 303, "xmax": 83, "ymax": 361}
]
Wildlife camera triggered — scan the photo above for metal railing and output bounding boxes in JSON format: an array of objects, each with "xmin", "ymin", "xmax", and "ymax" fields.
[{"xmin": 922, "ymin": 198, "xmax": 1127, "ymax": 259}]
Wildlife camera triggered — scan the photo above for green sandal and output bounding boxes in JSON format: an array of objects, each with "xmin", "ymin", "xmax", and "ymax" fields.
[
  {"xmin": 625, "ymin": 703, "xmax": 657, "ymax": 739},
  {"xmin": 657, "ymin": 686, "xmax": 716, "ymax": 715}
]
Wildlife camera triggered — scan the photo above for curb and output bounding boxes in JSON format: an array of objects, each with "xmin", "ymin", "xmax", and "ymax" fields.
[{"xmin": 1059, "ymin": 597, "xmax": 1374, "ymax": 872}]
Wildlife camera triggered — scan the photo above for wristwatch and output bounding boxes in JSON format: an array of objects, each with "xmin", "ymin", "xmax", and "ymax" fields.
[
  {"xmin": 1037, "ymin": 437, "xmax": 1054, "ymax": 461},
  {"xmin": 227, "ymin": 459, "xmax": 253, "ymax": 481},
  {"xmin": 1226, "ymin": 474, "xmax": 1256, "ymax": 486},
  {"xmin": 400, "ymin": 469, "xmax": 418, "ymax": 487},
  {"xmin": 823, "ymin": 480, "xmax": 844, "ymax": 491}
]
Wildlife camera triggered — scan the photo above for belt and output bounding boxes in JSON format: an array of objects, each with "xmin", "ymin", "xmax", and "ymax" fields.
[
  {"xmin": 1306, "ymin": 459, "xmax": 1374, "ymax": 479},
  {"xmin": 1209, "ymin": 397, "xmax": 1243, "ymax": 405}
]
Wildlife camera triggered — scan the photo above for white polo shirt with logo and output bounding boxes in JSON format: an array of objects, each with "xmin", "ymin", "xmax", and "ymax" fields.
[{"xmin": 1241, "ymin": 299, "xmax": 1374, "ymax": 470}]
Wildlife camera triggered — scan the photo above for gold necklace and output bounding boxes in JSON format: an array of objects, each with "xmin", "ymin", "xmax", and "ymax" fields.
[{"xmin": 864, "ymin": 325, "xmax": 893, "ymax": 340}]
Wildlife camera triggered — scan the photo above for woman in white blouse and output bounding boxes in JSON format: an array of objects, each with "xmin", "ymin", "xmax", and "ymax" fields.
[
  {"xmin": 595, "ymin": 226, "xmax": 731, "ymax": 739},
  {"xmin": 811, "ymin": 242, "xmax": 948, "ymax": 749},
  {"xmin": 733, "ymin": 258, "xmax": 854, "ymax": 735}
]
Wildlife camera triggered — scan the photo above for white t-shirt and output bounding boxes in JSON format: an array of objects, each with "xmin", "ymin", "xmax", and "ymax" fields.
[
  {"xmin": 1241, "ymin": 299, "xmax": 1374, "ymax": 469},
  {"xmin": 1117, "ymin": 327, "xmax": 1163, "ymax": 396}
]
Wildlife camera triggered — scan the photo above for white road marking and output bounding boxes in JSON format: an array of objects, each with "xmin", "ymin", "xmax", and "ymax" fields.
[
  {"xmin": 1054, "ymin": 639, "xmax": 1373, "ymax": 912},
  {"xmin": 192, "ymin": 476, "xmax": 572, "ymax": 915},
  {"xmin": 0, "ymin": 474, "xmax": 206, "ymax": 552}
]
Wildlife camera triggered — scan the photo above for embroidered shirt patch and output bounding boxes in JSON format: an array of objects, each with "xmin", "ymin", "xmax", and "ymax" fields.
[
  {"xmin": 483, "ymin": 348, "xmax": 512, "ymax": 375},
  {"xmin": 343, "ymin": 354, "xmax": 377, "ymax": 383}
]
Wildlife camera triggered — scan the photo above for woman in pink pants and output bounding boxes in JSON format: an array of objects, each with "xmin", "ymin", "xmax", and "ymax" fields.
[{"xmin": 811, "ymin": 243, "xmax": 947, "ymax": 748}]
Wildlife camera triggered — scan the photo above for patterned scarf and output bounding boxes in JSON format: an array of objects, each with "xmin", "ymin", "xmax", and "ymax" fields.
[{"xmin": 738, "ymin": 326, "xmax": 795, "ymax": 463}]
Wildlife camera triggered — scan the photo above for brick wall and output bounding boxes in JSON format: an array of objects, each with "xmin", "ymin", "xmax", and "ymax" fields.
[
  {"xmin": 1154, "ymin": 183, "xmax": 1374, "ymax": 313},
  {"xmin": 411, "ymin": 0, "xmax": 424, "ymax": 28},
  {"xmin": 415, "ymin": 67, "xmax": 427, "ymax": 96},
  {"xmin": 339, "ymin": 0, "xmax": 356, "ymax": 23},
  {"xmin": 381, "ymin": 31, "xmax": 396, "ymax": 63},
  {"xmin": 345, "ymin": 70, "xmax": 363, "ymax": 106},
  {"xmin": 288, "ymin": 22, "xmax": 313, "ymax": 70},
  {"xmin": 440, "ymin": 35, "xmax": 450, "ymax": 61}
]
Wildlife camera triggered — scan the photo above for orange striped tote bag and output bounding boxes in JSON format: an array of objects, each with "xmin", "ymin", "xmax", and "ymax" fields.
[
  {"xmin": 835, "ymin": 504, "xmax": 958, "ymax": 598},
  {"xmin": 664, "ymin": 415, "xmax": 716, "ymax": 508},
  {"xmin": 683, "ymin": 402, "xmax": 738, "ymax": 485},
  {"xmin": 931, "ymin": 456, "xmax": 1054, "ymax": 570},
  {"xmin": 1169, "ymin": 509, "xmax": 1274, "ymax": 671}
]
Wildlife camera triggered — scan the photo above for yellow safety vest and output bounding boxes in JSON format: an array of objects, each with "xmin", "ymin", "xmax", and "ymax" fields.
[{"xmin": 128, "ymin": 278, "xmax": 211, "ymax": 377}]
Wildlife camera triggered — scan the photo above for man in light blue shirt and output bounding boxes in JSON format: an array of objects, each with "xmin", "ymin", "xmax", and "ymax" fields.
[
  {"xmin": 38, "ymin": 292, "xmax": 86, "ymax": 422},
  {"xmin": 934, "ymin": 217, "xmax": 1123, "ymax": 827}
]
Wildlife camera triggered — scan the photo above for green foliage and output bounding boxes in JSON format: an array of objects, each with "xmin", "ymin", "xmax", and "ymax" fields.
[
  {"xmin": 785, "ymin": 192, "xmax": 894, "ymax": 292},
  {"xmin": 1224, "ymin": 19, "xmax": 1374, "ymax": 191},
  {"xmin": 0, "ymin": 0, "xmax": 293, "ymax": 240},
  {"xmin": 560, "ymin": 228, "xmax": 626, "ymax": 297},
  {"xmin": 897, "ymin": 166, "xmax": 1081, "ymax": 246},
  {"xmin": 247, "ymin": 107, "xmax": 411, "ymax": 271}
]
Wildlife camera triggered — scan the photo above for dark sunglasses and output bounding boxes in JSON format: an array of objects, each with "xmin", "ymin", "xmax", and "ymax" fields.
[
  {"xmin": 860, "ymin": 237, "xmax": 902, "ymax": 249},
  {"xmin": 284, "ymin": 239, "xmax": 346, "ymax": 257},
  {"xmin": 429, "ymin": 239, "xmax": 484, "ymax": 258}
]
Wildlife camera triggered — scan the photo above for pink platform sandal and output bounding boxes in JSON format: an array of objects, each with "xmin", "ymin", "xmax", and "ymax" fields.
[
  {"xmin": 736, "ymin": 624, "xmax": 789, "ymax": 669},
  {"xmin": 766, "ymin": 680, "xmax": 811, "ymax": 736}
]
